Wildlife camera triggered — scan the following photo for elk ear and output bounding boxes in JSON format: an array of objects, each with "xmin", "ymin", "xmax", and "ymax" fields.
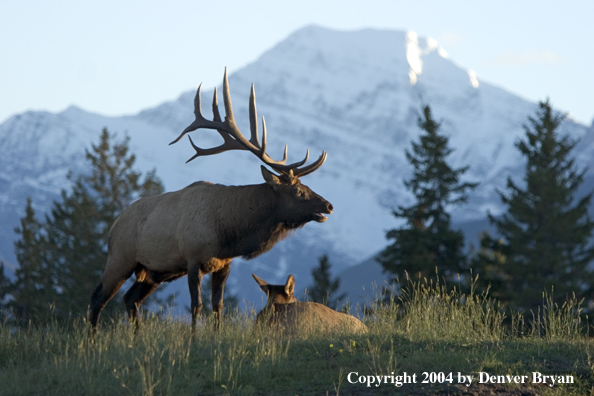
[
  {"xmin": 261, "ymin": 166, "xmax": 282, "ymax": 188},
  {"xmin": 284, "ymin": 274, "xmax": 295, "ymax": 296},
  {"xmin": 252, "ymin": 273, "xmax": 270, "ymax": 294}
]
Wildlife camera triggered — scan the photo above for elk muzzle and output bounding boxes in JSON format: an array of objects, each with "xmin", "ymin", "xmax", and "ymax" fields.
[{"xmin": 312, "ymin": 200, "xmax": 333, "ymax": 223}]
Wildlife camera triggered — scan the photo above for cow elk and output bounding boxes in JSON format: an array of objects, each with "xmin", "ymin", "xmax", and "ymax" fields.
[
  {"xmin": 252, "ymin": 274, "xmax": 367, "ymax": 336},
  {"xmin": 88, "ymin": 69, "xmax": 333, "ymax": 331}
]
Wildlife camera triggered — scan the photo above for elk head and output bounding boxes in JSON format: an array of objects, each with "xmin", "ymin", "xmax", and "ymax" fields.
[
  {"xmin": 252, "ymin": 273, "xmax": 297, "ymax": 308},
  {"xmin": 170, "ymin": 69, "xmax": 333, "ymax": 226},
  {"xmin": 260, "ymin": 166, "xmax": 332, "ymax": 226}
]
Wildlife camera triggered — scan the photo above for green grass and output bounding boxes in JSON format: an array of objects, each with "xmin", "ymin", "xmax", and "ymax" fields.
[{"xmin": 1, "ymin": 279, "xmax": 593, "ymax": 395}]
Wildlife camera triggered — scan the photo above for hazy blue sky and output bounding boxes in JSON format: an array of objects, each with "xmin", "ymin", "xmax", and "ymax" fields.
[{"xmin": 1, "ymin": 0, "xmax": 592, "ymax": 125}]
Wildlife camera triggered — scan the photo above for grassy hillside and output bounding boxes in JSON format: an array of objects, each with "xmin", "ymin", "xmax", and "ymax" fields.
[{"xmin": 1, "ymin": 279, "xmax": 592, "ymax": 395}]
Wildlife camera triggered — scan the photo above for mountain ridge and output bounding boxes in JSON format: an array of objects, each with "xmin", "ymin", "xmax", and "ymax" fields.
[{"xmin": 1, "ymin": 25, "xmax": 591, "ymax": 309}]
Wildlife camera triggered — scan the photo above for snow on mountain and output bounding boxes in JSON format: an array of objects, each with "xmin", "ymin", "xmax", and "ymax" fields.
[{"xmin": 0, "ymin": 25, "xmax": 591, "ymax": 310}]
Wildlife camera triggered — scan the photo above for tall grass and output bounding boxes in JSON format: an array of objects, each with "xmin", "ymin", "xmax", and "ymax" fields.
[
  {"xmin": 367, "ymin": 275, "xmax": 507, "ymax": 344},
  {"xmin": 0, "ymin": 278, "xmax": 591, "ymax": 395},
  {"xmin": 528, "ymin": 291, "xmax": 586, "ymax": 341}
]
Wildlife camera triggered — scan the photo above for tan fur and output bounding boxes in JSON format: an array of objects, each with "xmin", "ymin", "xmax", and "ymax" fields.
[
  {"xmin": 253, "ymin": 274, "xmax": 367, "ymax": 336},
  {"xmin": 89, "ymin": 175, "xmax": 332, "ymax": 330}
]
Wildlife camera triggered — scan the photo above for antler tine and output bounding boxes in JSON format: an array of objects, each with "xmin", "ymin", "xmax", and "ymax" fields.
[
  {"xmin": 260, "ymin": 116, "xmax": 268, "ymax": 157},
  {"xmin": 222, "ymin": 68, "xmax": 236, "ymax": 125},
  {"xmin": 185, "ymin": 135, "xmax": 219, "ymax": 163},
  {"xmin": 262, "ymin": 142, "xmax": 314, "ymax": 174},
  {"xmin": 292, "ymin": 151, "xmax": 327, "ymax": 177},
  {"xmin": 293, "ymin": 149, "xmax": 309, "ymax": 168},
  {"xmin": 282, "ymin": 144, "xmax": 288, "ymax": 163},
  {"xmin": 169, "ymin": 83, "xmax": 207, "ymax": 145},
  {"xmin": 185, "ymin": 131, "xmax": 247, "ymax": 163},
  {"xmin": 248, "ymin": 84, "xmax": 260, "ymax": 147},
  {"xmin": 212, "ymin": 87, "xmax": 222, "ymax": 122}
]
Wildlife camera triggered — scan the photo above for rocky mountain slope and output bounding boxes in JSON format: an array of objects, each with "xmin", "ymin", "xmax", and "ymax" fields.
[{"xmin": 1, "ymin": 25, "xmax": 592, "ymax": 310}]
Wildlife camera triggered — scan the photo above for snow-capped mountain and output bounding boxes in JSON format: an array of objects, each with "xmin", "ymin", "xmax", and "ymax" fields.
[{"xmin": 1, "ymin": 25, "xmax": 592, "ymax": 309}]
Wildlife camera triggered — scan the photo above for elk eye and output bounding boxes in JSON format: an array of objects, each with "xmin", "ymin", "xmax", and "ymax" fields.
[{"xmin": 293, "ymin": 187, "xmax": 302, "ymax": 197}]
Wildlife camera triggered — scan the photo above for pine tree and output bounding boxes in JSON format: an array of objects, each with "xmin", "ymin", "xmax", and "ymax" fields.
[
  {"xmin": 473, "ymin": 100, "xmax": 594, "ymax": 311},
  {"xmin": 12, "ymin": 129, "xmax": 164, "ymax": 322},
  {"xmin": 308, "ymin": 254, "xmax": 346, "ymax": 309},
  {"xmin": 378, "ymin": 105, "xmax": 478, "ymax": 284},
  {"xmin": 45, "ymin": 180, "xmax": 106, "ymax": 318},
  {"xmin": 0, "ymin": 261, "xmax": 14, "ymax": 318},
  {"xmin": 11, "ymin": 198, "xmax": 56, "ymax": 323},
  {"xmin": 82, "ymin": 129, "xmax": 164, "ymax": 227}
]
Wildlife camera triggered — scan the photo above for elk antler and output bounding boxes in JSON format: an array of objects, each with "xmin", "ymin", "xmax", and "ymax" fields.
[{"xmin": 170, "ymin": 68, "xmax": 326, "ymax": 177}]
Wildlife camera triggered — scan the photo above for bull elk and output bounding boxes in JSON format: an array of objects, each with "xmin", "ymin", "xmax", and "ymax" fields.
[
  {"xmin": 252, "ymin": 274, "xmax": 367, "ymax": 335},
  {"xmin": 88, "ymin": 69, "xmax": 333, "ymax": 331}
]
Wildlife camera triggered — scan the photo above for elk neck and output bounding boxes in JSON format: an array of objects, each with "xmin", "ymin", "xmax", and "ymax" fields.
[{"xmin": 214, "ymin": 182, "xmax": 303, "ymax": 260}]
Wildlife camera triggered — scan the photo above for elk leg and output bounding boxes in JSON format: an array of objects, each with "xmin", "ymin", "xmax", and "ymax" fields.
[
  {"xmin": 89, "ymin": 277, "xmax": 127, "ymax": 330},
  {"xmin": 123, "ymin": 280, "xmax": 158, "ymax": 329},
  {"xmin": 211, "ymin": 261, "xmax": 232, "ymax": 329},
  {"xmin": 89, "ymin": 257, "xmax": 136, "ymax": 333},
  {"xmin": 187, "ymin": 264, "xmax": 204, "ymax": 333}
]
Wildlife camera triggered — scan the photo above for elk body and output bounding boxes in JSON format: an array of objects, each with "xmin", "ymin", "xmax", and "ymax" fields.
[
  {"xmin": 88, "ymin": 70, "xmax": 333, "ymax": 330},
  {"xmin": 252, "ymin": 274, "xmax": 367, "ymax": 335}
]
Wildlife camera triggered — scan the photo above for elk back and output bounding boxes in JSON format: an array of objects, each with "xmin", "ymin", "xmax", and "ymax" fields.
[{"xmin": 258, "ymin": 301, "xmax": 367, "ymax": 336}]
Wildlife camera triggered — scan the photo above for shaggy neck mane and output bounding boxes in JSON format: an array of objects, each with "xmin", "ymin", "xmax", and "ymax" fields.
[{"xmin": 215, "ymin": 183, "xmax": 305, "ymax": 260}]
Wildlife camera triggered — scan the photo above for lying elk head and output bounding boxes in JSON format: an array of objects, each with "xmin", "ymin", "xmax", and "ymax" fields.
[
  {"xmin": 88, "ymin": 69, "xmax": 333, "ymax": 333},
  {"xmin": 253, "ymin": 273, "xmax": 297, "ymax": 307}
]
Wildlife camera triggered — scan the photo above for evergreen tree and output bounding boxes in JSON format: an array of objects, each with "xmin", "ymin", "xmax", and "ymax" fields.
[
  {"xmin": 308, "ymin": 254, "xmax": 346, "ymax": 309},
  {"xmin": 473, "ymin": 100, "xmax": 594, "ymax": 311},
  {"xmin": 11, "ymin": 198, "xmax": 56, "ymax": 323},
  {"xmin": 378, "ymin": 105, "xmax": 478, "ymax": 284},
  {"xmin": 45, "ymin": 180, "xmax": 106, "ymax": 318},
  {"xmin": 83, "ymin": 130, "xmax": 164, "ymax": 226},
  {"xmin": 12, "ymin": 129, "xmax": 164, "ymax": 322},
  {"xmin": 51, "ymin": 129, "xmax": 164, "ymax": 318},
  {"xmin": 0, "ymin": 261, "xmax": 14, "ymax": 318}
]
